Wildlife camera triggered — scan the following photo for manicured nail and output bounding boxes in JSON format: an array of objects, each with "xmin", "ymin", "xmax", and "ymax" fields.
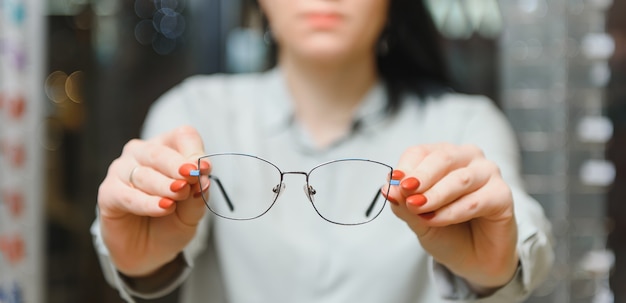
[
  {"xmin": 191, "ymin": 183, "xmax": 202, "ymax": 199},
  {"xmin": 382, "ymin": 191, "xmax": 399, "ymax": 205},
  {"xmin": 406, "ymin": 194, "xmax": 427, "ymax": 207},
  {"xmin": 159, "ymin": 198, "xmax": 175, "ymax": 209},
  {"xmin": 193, "ymin": 181, "xmax": 210, "ymax": 199},
  {"xmin": 199, "ymin": 161, "xmax": 210, "ymax": 173},
  {"xmin": 391, "ymin": 170, "xmax": 405, "ymax": 180},
  {"xmin": 400, "ymin": 177, "xmax": 420, "ymax": 191},
  {"xmin": 419, "ymin": 212, "xmax": 436, "ymax": 220},
  {"xmin": 170, "ymin": 180, "xmax": 188, "ymax": 192},
  {"xmin": 193, "ymin": 189, "xmax": 205, "ymax": 199},
  {"xmin": 178, "ymin": 163, "xmax": 198, "ymax": 177}
]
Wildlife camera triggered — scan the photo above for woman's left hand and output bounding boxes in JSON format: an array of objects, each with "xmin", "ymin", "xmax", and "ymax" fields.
[{"xmin": 383, "ymin": 143, "xmax": 519, "ymax": 292}]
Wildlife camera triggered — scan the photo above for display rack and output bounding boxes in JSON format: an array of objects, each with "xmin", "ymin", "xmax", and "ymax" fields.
[
  {"xmin": 499, "ymin": 1, "xmax": 614, "ymax": 302},
  {"xmin": 0, "ymin": 1, "xmax": 46, "ymax": 303}
]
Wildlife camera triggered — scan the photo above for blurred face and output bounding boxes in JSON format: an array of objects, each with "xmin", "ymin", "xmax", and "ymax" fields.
[{"xmin": 258, "ymin": 0, "xmax": 390, "ymax": 63}]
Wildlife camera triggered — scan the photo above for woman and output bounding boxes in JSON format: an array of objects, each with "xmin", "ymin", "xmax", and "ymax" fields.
[{"xmin": 93, "ymin": 0, "xmax": 554, "ymax": 302}]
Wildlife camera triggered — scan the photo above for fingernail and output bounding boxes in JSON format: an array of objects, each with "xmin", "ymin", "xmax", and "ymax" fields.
[
  {"xmin": 391, "ymin": 170, "xmax": 405, "ymax": 180},
  {"xmin": 406, "ymin": 194, "xmax": 427, "ymax": 207},
  {"xmin": 191, "ymin": 183, "xmax": 203, "ymax": 199},
  {"xmin": 170, "ymin": 180, "xmax": 188, "ymax": 192},
  {"xmin": 419, "ymin": 212, "xmax": 436, "ymax": 220},
  {"xmin": 159, "ymin": 198, "xmax": 175, "ymax": 209},
  {"xmin": 193, "ymin": 189, "xmax": 205, "ymax": 199},
  {"xmin": 199, "ymin": 161, "xmax": 210, "ymax": 173},
  {"xmin": 382, "ymin": 191, "xmax": 399, "ymax": 205},
  {"xmin": 179, "ymin": 163, "xmax": 198, "ymax": 177},
  {"xmin": 193, "ymin": 182, "xmax": 210, "ymax": 199},
  {"xmin": 400, "ymin": 177, "xmax": 420, "ymax": 191}
]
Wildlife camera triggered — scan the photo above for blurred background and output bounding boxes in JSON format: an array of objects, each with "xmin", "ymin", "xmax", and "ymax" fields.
[{"xmin": 0, "ymin": 0, "xmax": 624, "ymax": 302}]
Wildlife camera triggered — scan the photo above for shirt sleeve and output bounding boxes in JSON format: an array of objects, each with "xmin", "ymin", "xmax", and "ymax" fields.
[
  {"xmin": 429, "ymin": 95, "xmax": 555, "ymax": 302},
  {"xmin": 90, "ymin": 78, "xmax": 214, "ymax": 302}
]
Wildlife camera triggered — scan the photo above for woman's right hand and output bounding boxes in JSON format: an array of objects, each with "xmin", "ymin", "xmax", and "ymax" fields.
[{"xmin": 97, "ymin": 126, "xmax": 210, "ymax": 277}]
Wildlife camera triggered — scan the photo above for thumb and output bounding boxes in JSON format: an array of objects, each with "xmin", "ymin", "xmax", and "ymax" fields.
[
  {"xmin": 159, "ymin": 126, "xmax": 206, "ymax": 161},
  {"xmin": 388, "ymin": 201, "xmax": 432, "ymax": 238},
  {"xmin": 172, "ymin": 183, "xmax": 208, "ymax": 227}
]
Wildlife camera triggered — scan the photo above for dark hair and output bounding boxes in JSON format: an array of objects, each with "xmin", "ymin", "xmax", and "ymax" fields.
[
  {"xmin": 378, "ymin": 0, "xmax": 451, "ymax": 110},
  {"xmin": 251, "ymin": 0, "xmax": 451, "ymax": 111}
]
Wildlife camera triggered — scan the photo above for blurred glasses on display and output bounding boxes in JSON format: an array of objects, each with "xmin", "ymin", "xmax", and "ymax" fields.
[{"xmin": 191, "ymin": 153, "xmax": 400, "ymax": 225}]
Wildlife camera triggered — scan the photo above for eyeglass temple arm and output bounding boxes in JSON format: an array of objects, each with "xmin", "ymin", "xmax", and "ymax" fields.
[
  {"xmin": 190, "ymin": 170, "xmax": 235, "ymax": 212},
  {"xmin": 209, "ymin": 176, "xmax": 235, "ymax": 212},
  {"xmin": 365, "ymin": 179, "xmax": 401, "ymax": 217}
]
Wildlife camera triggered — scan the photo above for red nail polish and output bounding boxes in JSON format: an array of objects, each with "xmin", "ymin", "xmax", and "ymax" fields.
[
  {"xmin": 400, "ymin": 177, "xmax": 420, "ymax": 191},
  {"xmin": 199, "ymin": 161, "xmax": 210, "ymax": 173},
  {"xmin": 419, "ymin": 212, "xmax": 436, "ymax": 220},
  {"xmin": 382, "ymin": 192, "xmax": 399, "ymax": 205},
  {"xmin": 406, "ymin": 194, "xmax": 427, "ymax": 207},
  {"xmin": 170, "ymin": 180, "xmax": 188, "ymax": 192},
  {"xmin": 191, "ymin": 183, "xmax": 202, "ymax": 199},
  {"xmin": 159, "ymin": 198, "xmax": 175, "ymax": 209},
  {"xmin": 179, "ymin": 163, "xmax": 198, "ymax": 177},
  {"xmin": 194, "ymin": 190, "xmax": 205, "ymax": 199},
  {"xmin": 391, "ymin": 170, "xmax": 405, "ymax": 180}
]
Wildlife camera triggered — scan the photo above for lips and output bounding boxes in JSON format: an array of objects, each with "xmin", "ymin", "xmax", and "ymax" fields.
[{"xmin": 305, "ymin": 12, "xmax": 343, "ymax": 29}]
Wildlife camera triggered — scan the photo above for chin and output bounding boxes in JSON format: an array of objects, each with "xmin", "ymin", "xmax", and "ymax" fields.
[{"xmin": 293, "ymin": 42, "xmax": 356, "ymax": 63}]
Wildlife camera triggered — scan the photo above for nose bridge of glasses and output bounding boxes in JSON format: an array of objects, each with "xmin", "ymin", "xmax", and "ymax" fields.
[
  {"xmin": 281, "ymin": 171, "xmax": 309, "ymax": 177},
  {"xmin": 278, "ymin": 171, "xmax": 316, "ymax": 201}
]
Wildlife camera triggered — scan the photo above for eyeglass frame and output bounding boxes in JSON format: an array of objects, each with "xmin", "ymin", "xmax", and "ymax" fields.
[{"xmin": 190, "ymin": 152, "xmax": 401, "ymax": 226}]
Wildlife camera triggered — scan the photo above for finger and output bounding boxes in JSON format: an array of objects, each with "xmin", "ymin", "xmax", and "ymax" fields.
[
  {"xmin": 155, "ymin": 126, "xmax": 209, "ymax": 182},
  {"xmin": 400, "ymin": 144, "xmax": 483, "ymax": 196},
  {"xmin": 413, "ymin": 177, "xmax": 513, "ymax": 227},
  {"xmin": 393, "ymin": 145, "xmax": 433, "ymax": 176},
  {"xmin": 124, "ymin": 138, "xmax": 185, "ymax": 177},
  {"xmin": 174, "ymin": 186, "xmax": 209, "ymax": 226},
  {"xmin": 381, "ymin": 170, "xmax": 405, "ymax": 204},
  {"xmin": 125, "ymin": 139, "xmax": 203, "ymax": 184},
  {"xmin": 384, "ymin": 155, "xmax": 434, "ymax": 204},
  {"xmin": 405, "ymin": 159, "xmax": 494, "ymax": 215},
  {"xmin": 189, "ymin": 181, "xmax": 210, "ymax": 199},
  {"xmin": 118, "ymin": 165, "xmax": 192, "ymax": 201},
  {"xmin": 385, "ymin": 146, "xmax": 433, "ymax": 203},
  {"xmin": 386, "ymin": 195, "xmax": 432, "ymax": 237},
  {"xmin": 155, "ymin": 126, "xmax": 206, "ymax": 160},
  {"xmin": 99, "ymin": 178, "xmax": 179, "ymax": 218},
  {"xmin": 99, "ymin": 169, "xmax": 209, "ymax": 226}
]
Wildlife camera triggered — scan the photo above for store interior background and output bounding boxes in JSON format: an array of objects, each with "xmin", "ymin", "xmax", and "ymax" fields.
[{"xmin": 2, "ymin": 0, "xmax": 626, "ymax": 302}]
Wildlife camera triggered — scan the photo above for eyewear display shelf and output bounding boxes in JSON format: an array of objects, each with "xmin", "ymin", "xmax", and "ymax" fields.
[{"xmin": 500, "ymin": 1, "xmax": 614, "ymax": 303}]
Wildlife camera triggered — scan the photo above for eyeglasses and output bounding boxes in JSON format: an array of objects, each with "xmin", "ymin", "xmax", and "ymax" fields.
[{"xmin": 190, "ymin": 153, "xmax": 400, "ymax": 225}]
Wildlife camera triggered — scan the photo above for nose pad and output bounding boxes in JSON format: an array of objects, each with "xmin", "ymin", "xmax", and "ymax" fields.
[
  {"xmin": 303, "ymin": 184, "xmax": 316, "ymax": 202},
  {"xmin": 272, "ymin": 183, "xmax": 286, "ymax": 199}
]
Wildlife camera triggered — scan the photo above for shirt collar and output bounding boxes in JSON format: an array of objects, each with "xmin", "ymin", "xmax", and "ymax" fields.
[
  {"xmin": 262, "ymin": 68, "xmax": 294, "ymax": 133},
  {"xmin": 262, "ymin": 67, "xmax": 389, "ymax": 136}
]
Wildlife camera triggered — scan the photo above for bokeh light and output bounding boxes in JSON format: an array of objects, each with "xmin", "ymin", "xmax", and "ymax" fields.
[
  {"xmin": 154, "ymin": 8, "xmax": 185, "ymax": 39},
  {"xmin": 44, "ymin": 70, "xmax": 85, "ymax": 105},
  {"xmin": 134, "ymin": 0, "xmax": 156, "ymax": 19},
  {"xmin": 44, "ymin": 71, "xmax": 68, "ymax": 104},
  {"xmin": 65, "ymin": 71, "xmax": 84, "ymax": 104},
  {"xmin": 134, "ymin": 19, "xmax": 156, "ymax": 46},
  {"xmin": 134, "ymin": 0, "xmax": 187, "ymax": 55}
]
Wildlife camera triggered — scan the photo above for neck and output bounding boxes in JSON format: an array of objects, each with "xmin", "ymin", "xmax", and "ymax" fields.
[{"xmin": 279, "ymin": 51, "xmax": 378, "ymax": 148}]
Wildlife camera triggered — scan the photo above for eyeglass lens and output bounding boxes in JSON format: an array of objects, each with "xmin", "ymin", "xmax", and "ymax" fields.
[{"xmin": 196, "ymin": 154, "xmax": 393, "ymax": 225}]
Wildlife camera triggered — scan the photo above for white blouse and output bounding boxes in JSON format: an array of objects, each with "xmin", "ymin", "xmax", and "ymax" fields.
[{"xmin": 92, "ymin": 69, "xmax": 554, "ymax": 303}]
